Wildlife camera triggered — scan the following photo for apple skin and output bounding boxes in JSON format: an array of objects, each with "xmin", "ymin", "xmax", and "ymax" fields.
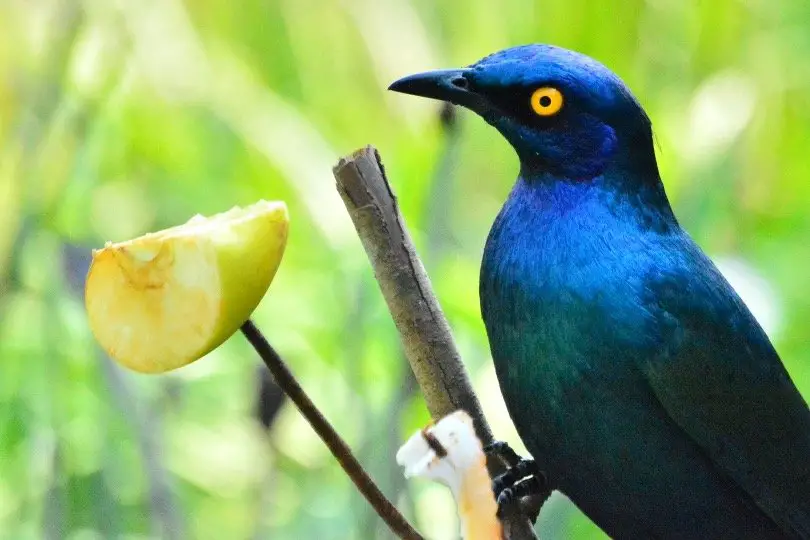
[{"xmin": 85, "ymin": 201, "xmax": 289, "ymax": 373}]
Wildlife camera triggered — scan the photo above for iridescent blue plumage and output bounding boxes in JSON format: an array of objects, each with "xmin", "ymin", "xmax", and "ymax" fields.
[{"xmin": 390, "ymin": 44, "xmax": 810, "ymax": 538}]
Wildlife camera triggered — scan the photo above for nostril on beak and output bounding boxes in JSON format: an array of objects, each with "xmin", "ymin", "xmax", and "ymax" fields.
[{"xmin": 450, "ymin": 77, "xmax": 469, "ymax": 90}]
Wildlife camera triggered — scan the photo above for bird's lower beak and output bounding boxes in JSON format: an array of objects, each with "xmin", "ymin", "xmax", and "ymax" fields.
[{"xmin": 388, "ymin": 68, "xmax": 488, "ymax": 112}]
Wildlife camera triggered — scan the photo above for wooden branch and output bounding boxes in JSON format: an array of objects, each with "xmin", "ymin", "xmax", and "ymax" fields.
[
  {"xmin": 334, "ymin": 146, "xmax": 489, "ymax": 435},
  {"xmin": 334, "ymin": 146, "xmax": 539, "ymax": 540},
  {"xmin": 240, "ymin": 320, "xmax": 423, "ymax": 540}
]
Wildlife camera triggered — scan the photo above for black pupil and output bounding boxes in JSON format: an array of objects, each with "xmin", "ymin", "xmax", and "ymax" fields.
[{"xmin": 539, "ymin": 95, "xmax": 552, "ymax": 108}]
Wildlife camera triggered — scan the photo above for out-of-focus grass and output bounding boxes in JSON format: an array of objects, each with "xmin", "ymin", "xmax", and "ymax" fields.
[{"xmin": 1, "ymin": 1, "xmax": 808, "ymax": 538}]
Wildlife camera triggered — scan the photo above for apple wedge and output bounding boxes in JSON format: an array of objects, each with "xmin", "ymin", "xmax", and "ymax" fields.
[{"xmin": 85, "ymin": 200, "xmax": 289, "ymax": 374}]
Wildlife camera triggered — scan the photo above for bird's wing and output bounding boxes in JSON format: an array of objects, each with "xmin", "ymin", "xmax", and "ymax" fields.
[{"xmin": 640, "ymin": 241, "xmax": 810, "ymax": 539}]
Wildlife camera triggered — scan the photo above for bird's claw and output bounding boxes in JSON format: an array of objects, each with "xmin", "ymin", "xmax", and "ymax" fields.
[
  {"xmin": 486, "ymin": 441, "xmax": 548, "ymax": 519},
  {"xmin": 484, "ymin": 440, "xmax": 523, "ymax": 465},
  {"xmin": 492, "ymin": 457, "xmax": 537, "ymax": 492},
  {"xmin": 495, "ymin": 475, "xmax": 546, "ymax": 519}
]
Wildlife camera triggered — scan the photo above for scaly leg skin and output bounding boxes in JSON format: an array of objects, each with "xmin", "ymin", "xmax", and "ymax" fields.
[{"xmin": 484, "ymin": 441, "xmax": 550, "ymax": 519}]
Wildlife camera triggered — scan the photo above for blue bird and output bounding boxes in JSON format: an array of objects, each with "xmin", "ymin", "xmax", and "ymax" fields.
[{"xmin": 390, "ymin": 45, "xmax": 810, "ymax": 539}]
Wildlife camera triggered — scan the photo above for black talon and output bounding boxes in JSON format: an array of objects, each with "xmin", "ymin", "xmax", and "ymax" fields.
[
  {"xmin": 483, "ymin": 440, "xmax": 508, "ymax": 454},
  {"xmin": 484, "ymin": 440, "xmax": 523, "ymax": 465},
  {"xmin": 492, "ymin": 457, "xmax": 538, "ymax": 494},
  {"xmin": 495, "ymin": 475, "xmax": 546, "ymax": 518},
  {"xmin": 486, "ymin": 441, "xmax": 549, "ymax": 520},
  {"xmin": 492, "ymin": 467, "xmax": 517, "ymax": 496}
]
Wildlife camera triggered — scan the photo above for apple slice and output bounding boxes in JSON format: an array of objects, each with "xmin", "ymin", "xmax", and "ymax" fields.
[{"xmin": 85, "ymin": 200, "xmax": 289, "ymax": 374}]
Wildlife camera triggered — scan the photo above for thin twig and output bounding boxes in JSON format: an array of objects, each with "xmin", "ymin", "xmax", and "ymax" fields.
[
  {"xmin": 239, "ymin": 320, "xmax": 423, "ymax": 540},
  {"xmin": 334, "ymin": 146, "xmax": 541, "ymax": 540}
]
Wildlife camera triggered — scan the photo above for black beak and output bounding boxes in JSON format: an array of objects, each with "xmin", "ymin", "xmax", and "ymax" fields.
[{"xmin": 388, "ymin": 68, "xmax": 488, "ymax": 112}]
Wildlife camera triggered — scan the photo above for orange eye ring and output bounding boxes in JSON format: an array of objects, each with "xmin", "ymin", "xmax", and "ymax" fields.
[{"xmin": 530, "ymin": 87, "xmax": 564, "ymax": 117}]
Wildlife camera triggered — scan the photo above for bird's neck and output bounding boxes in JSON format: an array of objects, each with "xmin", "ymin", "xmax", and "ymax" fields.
[
  {"xmin": 514, "ymin": 154, "xmax": 677, "ymax": 230},
  {"xmin": 480, "ymin": 164, "xmax": 678, "ymax": 305},
  {"xmin": 517, "ymin": 122, "xmax": 663, "ymax": 186}
]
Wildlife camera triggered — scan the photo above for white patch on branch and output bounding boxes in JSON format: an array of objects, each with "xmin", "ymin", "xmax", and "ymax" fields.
[{"xmin": 398, "ymin": 411, "xmax": 503, "ymax": 540}]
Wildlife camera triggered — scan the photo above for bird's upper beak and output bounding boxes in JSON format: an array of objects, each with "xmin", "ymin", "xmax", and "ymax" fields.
[{"xmin": 388, "ymin": 68, "xmax": 488, "ymax": 112}]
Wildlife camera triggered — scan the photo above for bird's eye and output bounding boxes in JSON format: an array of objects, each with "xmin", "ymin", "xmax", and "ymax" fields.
[{"xmin": 530, "ymin": 87, "xmax": 564, "ymax": 117}]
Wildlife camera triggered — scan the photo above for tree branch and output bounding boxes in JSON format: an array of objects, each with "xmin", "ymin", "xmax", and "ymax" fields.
[
  {"xmin": 239, "ymin": 320, "xmax": 423, "ymax": 540},
  {"xmin": 333, "ymin": 146, "xmax": 540, "ymax": 540}
]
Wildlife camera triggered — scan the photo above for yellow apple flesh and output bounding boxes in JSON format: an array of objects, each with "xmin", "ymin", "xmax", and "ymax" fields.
[{"xmin": 85, "ymin": 200, "xmax": 289, "ymax": 373}]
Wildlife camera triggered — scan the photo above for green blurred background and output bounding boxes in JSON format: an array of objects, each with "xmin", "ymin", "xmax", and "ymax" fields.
[{"xmin": 1, "ymin": 0, "xmax": 809, "ymax": 538}]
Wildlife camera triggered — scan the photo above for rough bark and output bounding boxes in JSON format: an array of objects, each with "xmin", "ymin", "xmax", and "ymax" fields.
[{"xmin": 334, "ymin": 146, "xmax": 539, "ymax": 540}]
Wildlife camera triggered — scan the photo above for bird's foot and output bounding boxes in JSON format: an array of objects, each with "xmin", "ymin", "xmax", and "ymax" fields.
[
  {"xmin": 495, "ymin": 475, "xmax": 546, "ymax": 519},
  {"xmin": 483, "ymin": 440, "xmax": 523, "ymax": 465},
  {"xmin": 484, "ymin": 441, "xmax": 549, "ymax": 520}
]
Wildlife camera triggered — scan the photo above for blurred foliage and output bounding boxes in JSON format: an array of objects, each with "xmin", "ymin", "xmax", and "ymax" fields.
[{"xmin": 1, "ymin": 0, "xmax": 809, "ymax": 538}]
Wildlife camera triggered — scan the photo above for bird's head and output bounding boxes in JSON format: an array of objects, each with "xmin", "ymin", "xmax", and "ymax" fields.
[{"xmin": 389, "ymin": 45, "xmax": 656, "ymax": 180}]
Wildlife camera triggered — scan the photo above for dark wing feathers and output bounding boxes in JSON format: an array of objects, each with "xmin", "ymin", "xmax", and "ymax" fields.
[{"xmin": 641, "ymin": 240, "xmax": 810, "ymax": 539}]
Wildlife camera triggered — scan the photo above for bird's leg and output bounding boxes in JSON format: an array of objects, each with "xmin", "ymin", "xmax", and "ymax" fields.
[{"xmin": 485, "ymin": 441, "xmax": 549, "ymax": 520}]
